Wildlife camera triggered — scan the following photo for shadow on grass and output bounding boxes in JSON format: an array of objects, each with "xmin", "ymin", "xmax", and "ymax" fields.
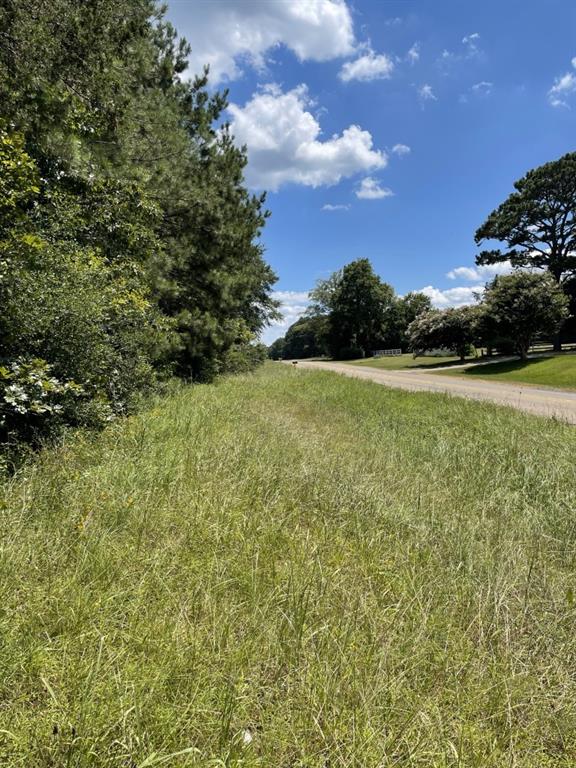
[
  {"xmin": 408, "ymin": 358, "xmax": 476, "ymax": 370},
  {"xmin": 459, "ymin": 359, "xmax": 533, "ymax": 377}
]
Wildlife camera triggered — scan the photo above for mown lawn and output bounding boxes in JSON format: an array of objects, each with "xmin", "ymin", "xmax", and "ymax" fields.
[
  {"xmin": 339, "ymin": 352, "xmax": 475, "ymax": 370},
  {"xmin": 440, "ymin": 353, "xmax": 576, "ymax": 391},
  {"xmin": 1, "ymin": 363, "xmax": 576, "ymax": 767}
]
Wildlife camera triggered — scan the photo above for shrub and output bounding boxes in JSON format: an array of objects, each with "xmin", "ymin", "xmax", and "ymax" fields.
[
  {"xmin": 338, "ymin": 345, "xmax": 365, "ymax": 360},
  {"xmin": 0, "ymin": 358, "xmax": 87, "ymax": 454}
]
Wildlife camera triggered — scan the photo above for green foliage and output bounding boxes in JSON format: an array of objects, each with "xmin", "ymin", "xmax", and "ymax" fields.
[
  {"xmin": 481, "ymin": 272, "xmax": 569, "ymax": 359},
  {"xmin": 0, "ymin": 129, "xmax": 39, "ymax": 230},
  {"xmin": 409, "ymin": 305, "xmax": 480, "ymax": 360},
  {"xmin": 267, "ymin": 337, "xmax": 286, "ymax": 360},
  {"xmin": 328, "ymin": 258, "xmax": 395, "ymax": 357},
  {"xmin": 387, "ymin": 291, "xmax": 433, "ymax": 349},
  {"xmin": 219, "ymin": 341, "xmax": 268, "ymax": 375},
  {"xmin": 306, "ymin": 270, "xmax": 343, "ymax": 316},
  {"xmin": 276, "ymin": 315, "xmax": 329, "ymax": 359},
  {"xmin": 0, "ymin": 1, "xmax": 277, "ymax": 451},
  {"xmin": 475, "ymin": 153, "xmax": 576, "ymax": 349},
  {"xmin": 306, "ymin": 263, "xmax": 431, "ymax": 358},
  {"xmin": 338, "ymin": 344, "xmax": 366, "ymax": 360},
  {"xmin": 0, "ymin": 358, "xmax": 84, "ymax": 452},
  {"xmin": 475, "ymin": 153, "xmax": 576, "ymax": 281}
]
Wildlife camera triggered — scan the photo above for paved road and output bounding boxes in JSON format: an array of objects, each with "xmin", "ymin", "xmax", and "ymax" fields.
[{"xmin": 289, "ymin": 360, "xmax": 576, "ymax": 424}]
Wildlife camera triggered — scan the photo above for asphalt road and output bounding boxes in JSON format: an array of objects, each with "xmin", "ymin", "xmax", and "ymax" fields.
[{"xmin": 288, "ymin": 360, "xmax": 576, "ymax": 424}]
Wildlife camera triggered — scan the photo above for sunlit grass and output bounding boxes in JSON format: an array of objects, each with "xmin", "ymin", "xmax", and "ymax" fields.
[
  {"xmin": 1, "ymin": 363, "xmax": 575, "ymax": 766},
  {"xmin": 440, "ymin": 353, "xmax": 576, "ymax": 390},
  {"xmin": 338, "ymin": 353, "xmax": 475, "ymax": 370}
]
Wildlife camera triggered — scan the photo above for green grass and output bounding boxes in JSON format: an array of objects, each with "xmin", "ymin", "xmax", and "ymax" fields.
[
  {"xmin": 439, "ymin": 353, "xmax": 576, "ymax": 390},
  {"xmin": 1, "ymin": 363, "xmax": 576, "ymax": 767},
  {"xmin": 338, "ymin": 353, "xmax": 475, "ymax": 370}
]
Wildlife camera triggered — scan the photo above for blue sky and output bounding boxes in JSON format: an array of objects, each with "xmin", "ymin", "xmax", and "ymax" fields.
[{"xmin": 167, "ymin": 0, "xmax": 576, "ymax": 343}]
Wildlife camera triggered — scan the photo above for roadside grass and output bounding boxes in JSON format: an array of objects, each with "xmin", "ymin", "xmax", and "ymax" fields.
[
  {"xmin": 439, "ymin": 353, "xmax": 576, "ymax": 390},
  {"xmin": 1, "ymin": 363, "xmax": 576, "ymax": 767},
  {"xmin": 338, "ymin": 353, "xmax": 476, "ymax": 370}
]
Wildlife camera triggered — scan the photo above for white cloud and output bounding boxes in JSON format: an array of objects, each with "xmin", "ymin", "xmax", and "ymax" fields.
[
  {"xmin": 447, "ymin": 262, "xmax": 513, "ymax": 281},
  {"xmin": 272, "ymin": 290, "xmax": 310, "ymax": 304},
  {"xmin": 339, "ymin": 49, "xmax": 394, "ymax": 82},
  {"xmin": 406, "ymin": 43, "xmax": 420, "ymax": 64},
  {"xmin": 471, "ymin": 81, "xmax": 493, "ymax": 96},
  {"xmin": 391, "ymin": 143, "xmax": 411, "ymax": 156},
  {"xmin": 418, "ymin": 84, "xmax": 437, "ymax": 102},
  {"xmin": 228, "ymin": 84, "xmax": 387, "ymax": 190},
  {"xmin": 180, "ymin": 0, "xmax": 355, "ymax": 83},
  {"xmin": 462, "ymin": 32, "xmax": 481, "ymax": 57},
  {"xmin": 356, "ymin": 177, "xmax": 394, "ymax": 199},
  {"xmin": 438, "ymin": 32, "xmax": 483, "ymax": 69},
  {"xmin": 322, "ymin": 203, "xmax": 350, "ymax": 211},
  {"xmin": 261, "ymin": 290, "xmax": 311, "ymax": 344},
  {"xmin": 460, "ymin": 81, "xmax": 493, "ymax": 103},
  {"xmin": 418, "ymin": 284, "xmax": 484, "ymax": 308},
  {"xmin": 548, "ymin": 58, "xmax": 576, "ymax": 107}
]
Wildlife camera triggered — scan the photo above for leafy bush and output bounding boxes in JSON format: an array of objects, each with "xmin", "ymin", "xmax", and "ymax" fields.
[
  {"xmin": 220, "ymin": 342, "xmax": 268, "ymax": 374},
  {"xmin": 0, "ymin": 4, "xmax": 280, "ymax": 458},
  {"xmin": 408, "ymin": 306, "xmax": 479, "ymax": 361},
  {"xmin": 338, "ymin": 345, "xmax": 365, "ymax": 360},
  {"xmin": 0, "ymin": 358, "xmax": 86, "ymax": 455}
]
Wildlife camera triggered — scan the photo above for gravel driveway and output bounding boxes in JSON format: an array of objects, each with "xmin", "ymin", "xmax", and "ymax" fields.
[{"xmin": 288, "ymin": 360, "xmax": 576, "ymax": 424}]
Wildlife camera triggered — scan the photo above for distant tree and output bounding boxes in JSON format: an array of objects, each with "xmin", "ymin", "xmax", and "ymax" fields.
[
  {"xmin": 306, "ymin": 271, "xmax": 343, "ymax": 317},
  {"xmin": 329, "ymin": 259, "xmax": 394, "ymax": 357},
  {"xmin": 408, "ymin": 305, "xmax": 479, "ymax": 361},
  {"xmin": 561, "ymin": 276, "xmax": 576, "ymax": 344},
  {"xmin": 475, "ymin": 153, "xmax": 576, "ymax": 349},
  {"xmin": 480, "ymin": 272, "xmax": 569, "ymax": 360},
  {"xmin": 281, "ymin": 316, "xmax": 329, "ymax": 359},
  {"xmin": 268, "ymin": 337, "xmax": 286, "ymax": 360},
  {"xmin": 387, "ymin": 292, "xmax": 433, "ymax": 349}
]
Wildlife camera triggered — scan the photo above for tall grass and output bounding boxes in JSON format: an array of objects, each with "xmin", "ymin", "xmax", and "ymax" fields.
[{"xmin": 1, "ymin": 363, "xmax": 575, "ymax": 766}]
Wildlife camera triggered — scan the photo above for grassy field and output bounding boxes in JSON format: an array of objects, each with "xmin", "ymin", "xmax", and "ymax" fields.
[
  {"xmin": 440, "ymin": 354, "xmax": 576, "ymax": 391},
  {"xmin": 1, "ymin": 364, "xmax": 576, "ymax": 767},
  {"xmin": 340, "ymin": 353, "xmax": 475, "ymax": 370}
]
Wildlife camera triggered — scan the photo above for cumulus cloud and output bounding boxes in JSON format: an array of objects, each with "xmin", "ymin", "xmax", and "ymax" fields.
[
  {"xmin": 355, "ymin": 177, "xmax": 394, "ymax": 199},
  {"xmin": 418, "ymin": 84, "xmax": 437, "ymax": 103},
  {"xmin": 391, "ymin": 143, "xmax": 411, "ymax": 156},
  {"xmin": 418, "ymin": 285, "xmax": 484, "ymax": 308},
  {"xmin": 179, "ymin": 0, "xmax": 355, "ymax": 83},
  {"xmin": 228, "ymin": 84, "xmax": 387, "ymax": 190},
  {"xmin": 447, "ymin": 262, "xmax": 513, "ymax": 281},
  {"xmin": 261, "ymin": 290, "xmax": 310, "ymax": 344},
  {"xmin": 549, "ymin": 57, "xmax": 576, "ymax": 107},
  {"xmin": 339, "ymin": 49, "xmax": 394, "ymax": 82},
  {"xmin": 322, "ymin": 203, "xmax": 350, "ymax": 211}
]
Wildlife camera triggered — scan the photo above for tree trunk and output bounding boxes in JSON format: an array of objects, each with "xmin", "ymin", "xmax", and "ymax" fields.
[{"xmin": 553, "ymin": 330, "xmax": 562, "ymax": 353}]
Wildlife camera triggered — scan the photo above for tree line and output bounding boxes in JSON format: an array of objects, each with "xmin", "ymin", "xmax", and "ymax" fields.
[
  {"xmin": 270, "ymin": 152, "xmax": 576, "ymax": 361},
  {"xmin": 0, "ymin": 0, "xmax": 278, "ymax": 460},
  {"xmin": 269, "ymin": 260, "xmax": 432, "ymax": 360}
]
